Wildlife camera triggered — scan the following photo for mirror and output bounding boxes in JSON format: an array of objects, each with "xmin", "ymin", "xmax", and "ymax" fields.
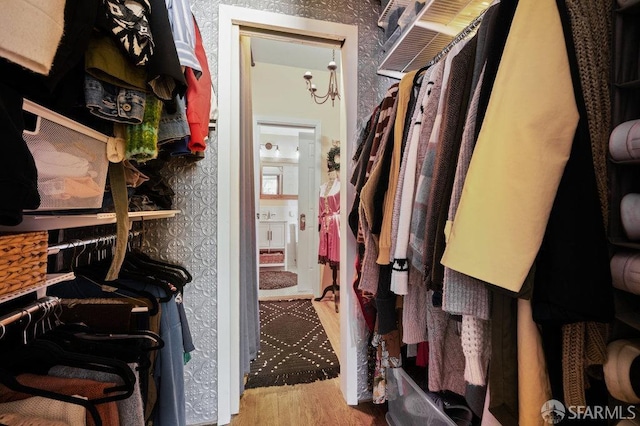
[{"xmin": 260, "ymin": 160, "xmax": 298, "ymax": 199}]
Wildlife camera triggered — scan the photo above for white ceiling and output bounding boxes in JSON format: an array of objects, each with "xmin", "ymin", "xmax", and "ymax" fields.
[{"xmin": 251, "ymin": 37, "xmax": 341, "ymax": 72}]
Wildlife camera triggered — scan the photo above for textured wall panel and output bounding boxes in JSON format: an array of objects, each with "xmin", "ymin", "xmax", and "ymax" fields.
[{"xmin": 145, "ymin": 1, "xmax": 389, "ymax": 423}]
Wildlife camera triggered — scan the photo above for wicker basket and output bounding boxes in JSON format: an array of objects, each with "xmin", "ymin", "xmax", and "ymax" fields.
[
  {"xmin": 0, "ymin": 231, "xmax": 48, "ymax": 296},
  {"xmin": 260, "ymin": 252, "xmax": 285, "ymax": 264}
]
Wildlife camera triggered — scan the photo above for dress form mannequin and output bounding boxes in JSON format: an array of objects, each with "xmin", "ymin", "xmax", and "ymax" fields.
[{"xmin": 316, "ymin": 169, "xmax": 340, "ymax": 312}]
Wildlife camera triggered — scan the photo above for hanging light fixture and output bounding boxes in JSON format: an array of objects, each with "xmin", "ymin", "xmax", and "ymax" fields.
[
  {"xmin": 303, "ymin": 50, "xmax": 341, "ymax": 107},
  {"xmin": 260, "ymin": 142, "xmax": 280, "ymax": 156}
]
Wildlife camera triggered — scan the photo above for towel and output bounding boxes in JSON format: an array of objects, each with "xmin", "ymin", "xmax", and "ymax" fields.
[{"xmin": 125, "ymin": 95, "xmax": 162, "ymax": 162}]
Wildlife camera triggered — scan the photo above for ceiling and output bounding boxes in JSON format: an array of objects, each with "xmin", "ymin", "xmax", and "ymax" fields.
[{"xmin": 251, "ymin": 37, "xmax": 341, "ymax": 72}]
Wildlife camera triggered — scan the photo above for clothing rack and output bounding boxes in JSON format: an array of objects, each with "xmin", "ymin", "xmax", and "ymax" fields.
[
  {"xmin": 0, "ymin": 296, "xmax": 60, "ymax": 329},
  {"xmin": 426, "ymin": 11, "xmax": 486, "ymax": 68},
  {"xmin": 48, "ymin": 230, "xmax": 142, "ymax": 255}
]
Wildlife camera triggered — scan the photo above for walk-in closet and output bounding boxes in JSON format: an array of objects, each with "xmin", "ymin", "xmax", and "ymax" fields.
[{"xmin": 0, "ymin": 0, "xmax": 638, "ymax": 425}]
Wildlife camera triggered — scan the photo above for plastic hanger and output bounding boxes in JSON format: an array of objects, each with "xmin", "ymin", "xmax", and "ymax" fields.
[
  {"xmin": 0, "ymin": 338, "xmax": 136, "ymax": 401},
  {"xmin": 75, "ymin": 271, "xmax": 162, "ymax": 315},
  {"xmin": 129, "ymin": 248, "xmax": 192, "ymax": 284}
]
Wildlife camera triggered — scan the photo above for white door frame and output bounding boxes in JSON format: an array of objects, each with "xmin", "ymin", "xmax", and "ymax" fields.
[
  {"xmin": 218, "ymin": 5, "xmax": 359, "ymax": 424},
  {"xmin": 253, "ymin": 115, "xmax": 322, "ymax": 296}
]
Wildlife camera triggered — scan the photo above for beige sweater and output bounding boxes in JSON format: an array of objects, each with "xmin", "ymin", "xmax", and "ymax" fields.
[{"xmin": 0, "ymin": 0, "xmax": 65, "ymax": 75}]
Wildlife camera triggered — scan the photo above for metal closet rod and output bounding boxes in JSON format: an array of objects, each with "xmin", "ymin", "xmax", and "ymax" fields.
[
  {"xmin": 47, "ymin": 230, "xmax": 142, "ymax": 255},
  {"xmin": 0, "ymin": 296, "xmax": 60, "ymax": 328},
  {"xmin": 426, "ymin": 11, "xmax": 486, "ymax": 68}
]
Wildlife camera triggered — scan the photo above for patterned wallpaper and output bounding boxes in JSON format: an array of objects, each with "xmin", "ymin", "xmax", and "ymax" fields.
[{"xmin": 144, "ymin": 1, "xmax": 391, "ymax": 424}]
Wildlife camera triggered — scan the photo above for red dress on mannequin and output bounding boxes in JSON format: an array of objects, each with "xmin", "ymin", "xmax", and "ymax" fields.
[{"xmin": 318, "ymin": 178, "xmax": 340, "ymax": 267}]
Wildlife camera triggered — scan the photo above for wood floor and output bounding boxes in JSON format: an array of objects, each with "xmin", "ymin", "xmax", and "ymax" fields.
[{"xmin": 230, "ymin": 299, "xmax": 387, "ymax": 426}]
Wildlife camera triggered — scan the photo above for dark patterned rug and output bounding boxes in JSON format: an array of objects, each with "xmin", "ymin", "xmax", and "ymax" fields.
[
  {"xmin": 245, "ymin": 299, "xmax": 339, "ymax": 389},
  {"xmin": 259, "ymin": 271, "xmax": 297, "ymax": 290}
]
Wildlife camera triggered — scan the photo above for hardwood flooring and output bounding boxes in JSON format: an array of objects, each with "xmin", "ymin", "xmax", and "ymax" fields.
[{"xmin": 230, "ymin": 299, "xmax": 387, "ymax": 426}]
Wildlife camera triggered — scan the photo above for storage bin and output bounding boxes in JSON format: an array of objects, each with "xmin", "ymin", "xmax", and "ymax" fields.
[
  {"xmin": 0, "ymin": 231, "xmax": 48, "ymax": 297},
  {"xmin": 22, "ymin": 99, "xmax": 110, "ymax": 210},
  {"xmin": 385, "ymin": 367, "xmax": 457, "ymax": 426}
]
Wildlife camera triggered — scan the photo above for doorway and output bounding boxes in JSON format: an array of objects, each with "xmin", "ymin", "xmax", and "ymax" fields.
[
  {"xmin": 254, "ymin": 119, "xmax": 321, "ymax": 299},
  {"xmin": 217, "ymin": 6, "xmax": 359, "ymax": 424}
]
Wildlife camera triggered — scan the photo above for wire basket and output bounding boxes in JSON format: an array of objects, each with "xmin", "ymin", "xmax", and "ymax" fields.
[
  {"xmin": 0, "ymin": 231, "xmax": 48, "ymax": 296},
  {"xmin": 22, "ymin": 99, "xmax": 110, "ymax": 210}
]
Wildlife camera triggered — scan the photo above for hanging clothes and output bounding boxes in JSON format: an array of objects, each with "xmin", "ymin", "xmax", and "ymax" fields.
[
  {"xmin": 318, "ymin": 178, "xmax": 340, "ymax": 266},
  {"xmin": 389, "ymin": 67, "xmax": 433, "ymax": 296},
  {"xmin": 357, "ymin": 84, "xmax": 399, "ymax": 295},
  {"xmin": 441, "ymin": 0, "xmax": 580, "ymax": 293},
  {"xmin": 376, "ymin": 70, "xmax": 418, "ymax": 266},
  {"xmin": 185, "ymin": 15, "xmax": 213, "ymax": 153}
]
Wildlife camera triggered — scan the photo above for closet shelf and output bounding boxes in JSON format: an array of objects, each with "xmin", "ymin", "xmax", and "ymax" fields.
[
  {"xmin": 0, "ymin": 272, "xmax": 75, "ymax": 304},
  {"xmin": 378, "ymin": 0, "xmax": 412, "ymax": 28},
  {"xmin": 0, "ymin": 210, "xmax": 181, "ymax": 232},
  {"xmin": 377, "ymin": 0, "xmax": 490, "ymax": 79}
]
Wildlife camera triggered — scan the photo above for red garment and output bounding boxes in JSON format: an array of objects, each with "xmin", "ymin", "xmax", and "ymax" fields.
[
  {"xmin": 318, "ymin": 182, "xmax": 340, "ymax": 266},
  {"xmin": 416, "ymin": 341, "xmax": 429, "ymax": 367},
  {"xmin": 353, "ymin": 249, "xmax": 376, "ymax": 332},
  {"xmin": 185, "ymin": 15, "xmax": 212, "ymax": 152}
]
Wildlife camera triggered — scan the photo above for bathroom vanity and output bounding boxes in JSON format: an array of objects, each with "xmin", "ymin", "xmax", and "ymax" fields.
[{"xmin": 258, "ymin": 220, "xmax": 287, "ymax": 270}]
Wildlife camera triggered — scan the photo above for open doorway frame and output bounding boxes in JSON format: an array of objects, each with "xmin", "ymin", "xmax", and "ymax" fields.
[
  {"xmin": 254, "ymin": 115, "xmax": 322, "ymax": 298},
  {"xmin": 218, "ymin": 5, "xmax": 359, "ymax": 424}
]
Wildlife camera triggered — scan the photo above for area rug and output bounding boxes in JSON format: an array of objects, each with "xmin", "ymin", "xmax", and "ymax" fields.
[
  {"xmin": 259, "ymin": 270, "xmax": 297, "ymax": 290},
  {"xmin": 245, "ymin": 299, "xmax": 339, "ymax": 389}
]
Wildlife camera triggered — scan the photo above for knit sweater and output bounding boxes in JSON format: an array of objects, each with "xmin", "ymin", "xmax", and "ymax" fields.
[
  {"xmin": 461, "ymin": 315, "xmax": 491, "ymax": 386},
  {"xmin": 407, "ymin": 38, "xmax": 465, "ymax": 285},
  {"xmin": 442, "ymin": 68, "xmax": 490, "ymax": 320},
  {"xmin": 564, "ymin": 0, "xmax": 611, "ymax": 229},
  {"xmin": 424, "ymin": 36, "xmax": 476, "ymax": 291},
  {"xmin": 402, "ymin": 275, "xmax": 430, "ymax": 344},
  {"xmin": 426, "ymin": 292, "xmax": 467, "ymax": 396}
]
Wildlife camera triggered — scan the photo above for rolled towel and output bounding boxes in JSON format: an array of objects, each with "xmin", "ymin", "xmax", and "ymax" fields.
[{"xmin": 125, "ymin": 95, "xmax": 162, "ymax": 162}]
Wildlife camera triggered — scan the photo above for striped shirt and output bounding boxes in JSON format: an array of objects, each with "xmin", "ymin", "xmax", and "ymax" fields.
[{"xmin": 165, "ymin": 0, "xmax": 202, "ymax": 74}]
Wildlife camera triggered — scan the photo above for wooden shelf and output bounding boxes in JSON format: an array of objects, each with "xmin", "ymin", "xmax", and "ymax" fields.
[{"xmin": 0, "ymin": 210, "xmax": 181, "ymax": 232}]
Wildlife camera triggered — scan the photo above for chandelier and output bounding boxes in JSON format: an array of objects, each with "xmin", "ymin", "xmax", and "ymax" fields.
[{"xmin": 303, "ymin": 50, "xmax": 341, "ymax": 107}]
